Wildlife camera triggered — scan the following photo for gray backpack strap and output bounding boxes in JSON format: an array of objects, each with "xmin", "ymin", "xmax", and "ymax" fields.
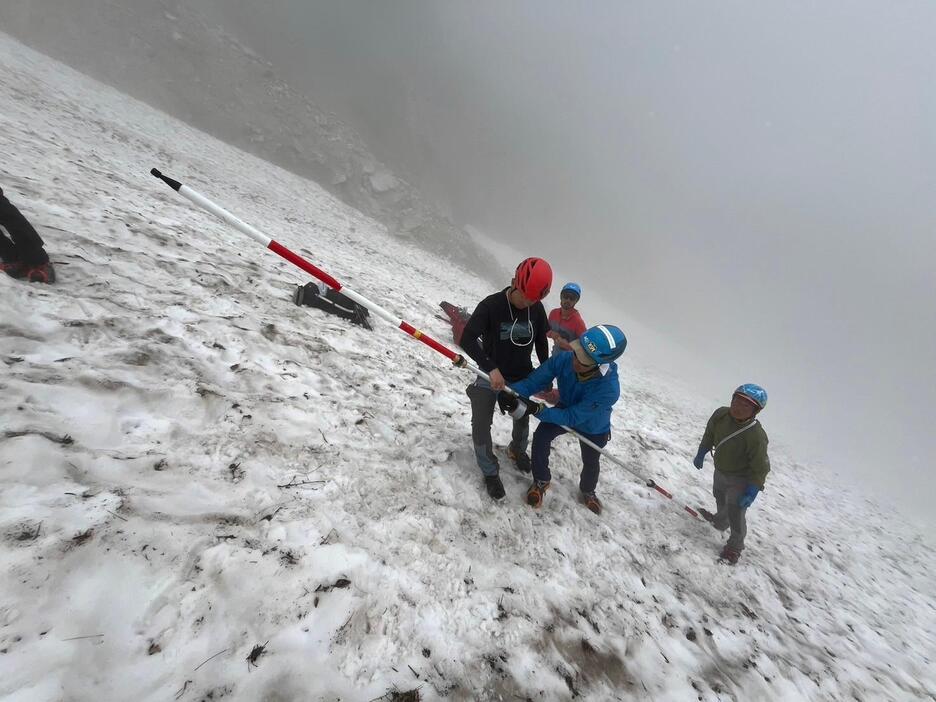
[{"xmin": 713, "ymin": 419, "xmax": 759, "ymax": 454}]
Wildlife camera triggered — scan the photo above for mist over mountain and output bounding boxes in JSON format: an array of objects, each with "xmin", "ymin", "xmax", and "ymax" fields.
[{"xmin": 0, "ymin": 0, "xmax": 501, "ymax": 280}]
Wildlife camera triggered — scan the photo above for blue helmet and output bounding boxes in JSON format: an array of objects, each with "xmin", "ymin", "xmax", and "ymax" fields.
[
  {"xmin": 734, "ymin": 383, "xmax": 767, "ymax": 409},
  {"xmin": 579, "ymin": 324, "xmax": 627, "ymax": 364},
  {"xmin": 561, "ymin": 282, "xmax": 582, "ymax": 299}
]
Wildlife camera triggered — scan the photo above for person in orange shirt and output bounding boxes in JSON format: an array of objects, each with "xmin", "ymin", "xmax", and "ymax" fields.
[
  {"xmin": 547, "ymin": 283, "xmax": 587, "ymax": 356},
  {"xmin": 538, "ymin": 283, "xmax": 586, "ymax": 404}
]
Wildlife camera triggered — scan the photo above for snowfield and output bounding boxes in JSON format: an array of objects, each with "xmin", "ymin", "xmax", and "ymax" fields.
[{"xmin": 1, "ymin": 34, "xmax": 933, "ymax": 702}]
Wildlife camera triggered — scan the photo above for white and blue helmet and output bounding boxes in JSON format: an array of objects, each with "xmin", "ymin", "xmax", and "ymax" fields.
[
  {"xmin": 579, "ymin": 324, "xmax": 627, "ymax": 364},
  {"xmin": 734, "ymin": 383, "xmax": 768, "ymax": 409}
]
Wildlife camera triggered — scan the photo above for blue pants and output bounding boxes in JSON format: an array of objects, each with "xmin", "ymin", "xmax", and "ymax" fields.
[{"xmin": 531, "ymin": 422, "xmax": 610, "ymax": 493}]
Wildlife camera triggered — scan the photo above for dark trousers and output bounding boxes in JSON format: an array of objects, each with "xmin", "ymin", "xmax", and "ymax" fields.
[
  {"xmin": 531, "ymin": 422, "xmax": 610, "ymax": 493},
  {"xmin": 0, "ymin": 188, "xmax": 49, "ymax": 265},
  {"xmin": 712, "ymin": 470, "xmax": 749, "ymax": 551},
  {"xmin": 466, "ymin": 378, "xmax": 530, "ymax": 476}
]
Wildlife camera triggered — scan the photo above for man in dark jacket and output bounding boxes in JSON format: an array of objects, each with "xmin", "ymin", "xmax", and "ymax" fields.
[
  {"xmin": 693, "ymin": 384, "xmax": 770, "ymax": 564},
  {"xmin": 459, "ymin": 257, "xmax": 552, "ymax": 500},
  {"xmin": 0, "ymin": 187, "xmax": 54, "ymax": 284}
]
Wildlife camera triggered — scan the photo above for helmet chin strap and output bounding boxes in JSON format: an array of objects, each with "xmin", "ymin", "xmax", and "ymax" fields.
[{"xmin": 576, "ymin": 366, "xmax": 601, "ymax": 381}]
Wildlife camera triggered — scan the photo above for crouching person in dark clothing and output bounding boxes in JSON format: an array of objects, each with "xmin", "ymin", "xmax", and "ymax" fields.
[
  {"xmin": 0, "ymin": 187, "xmax": 54, "ymax": 284},
  {"xmin": 693, "ymin": 384, "xmax": 770, "ymax": 565},
  {"xmin": 498, "ymin": 324, "xmax": 627, "ymax": 515}
]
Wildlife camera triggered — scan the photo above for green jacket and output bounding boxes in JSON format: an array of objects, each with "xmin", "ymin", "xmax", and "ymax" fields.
[{"xmin": 699, "ymin": 407, "xmax": 770, "ymax": 489}]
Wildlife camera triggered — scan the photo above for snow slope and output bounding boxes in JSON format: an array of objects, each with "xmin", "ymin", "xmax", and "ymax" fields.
[
  {"xmin": 0, "ymin": 0, "xmax": 499, "ymax": 278},
  {"xmin": 1, "ymin": 34, "xmax": 934, "ymax": 702}
]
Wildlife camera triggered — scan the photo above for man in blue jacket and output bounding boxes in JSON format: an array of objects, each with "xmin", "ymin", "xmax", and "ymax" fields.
[{"xmin": 498, "ymin": 324, "xmax": 626, "ymax": 515}]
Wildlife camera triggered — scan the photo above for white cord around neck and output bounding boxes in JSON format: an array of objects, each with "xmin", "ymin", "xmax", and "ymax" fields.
[{"xmin": 506, "ymin": 290, "xmax": 533, "ymax": 347}]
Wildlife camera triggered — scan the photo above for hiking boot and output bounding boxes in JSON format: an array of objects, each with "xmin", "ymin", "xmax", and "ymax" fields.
[
  {"xmin": 484, "ymin": 474, "xmax": 506, "ymax": 501},
  {"xmin": 24, "ymin": 262, "xmax": 55, "ymax": 284},
  {"xmin": 526, "ymin": 480, "xmax": 550, "ymax": 508},
  {"xmin": 507, "ymin": 445, "xmax": 532, "ymax": 473},
  {"xmin": 580, "ymin": 491, "xmax": 602, "ymax": 515},
  {"xmin": 718, "ymin": 545, "xmax": 741, "ymax": 565},
  {"xmin": 0, "ymin": 261, "xmax": 26, "ymax": 279}
]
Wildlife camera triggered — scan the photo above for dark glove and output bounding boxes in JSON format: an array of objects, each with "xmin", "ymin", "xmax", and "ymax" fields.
[
  {"xmin": 497, "ymin": 393, "xmax": 543, "ymax": 420},
  {"xmin": 693, "ymin": 448, "xmax": 708, "ymax": 470},
  {"xmin": 738, "ymin": 484, "xmax": 761, "ymax": 508}
]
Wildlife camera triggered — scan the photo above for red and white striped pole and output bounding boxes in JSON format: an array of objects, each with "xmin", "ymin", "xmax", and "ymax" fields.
[
  {"xmin": 150, "ymin": 168, "xmax": 698, "ymax": 520},
  {"xmin": 151, "ymin": 169, "xmax": 461, "ymax": 361}
]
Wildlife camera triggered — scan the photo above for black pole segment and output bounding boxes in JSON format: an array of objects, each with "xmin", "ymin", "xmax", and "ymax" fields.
[{"xmin": 150, "ymin": 168, "xmax": 182, "ymax": 191}]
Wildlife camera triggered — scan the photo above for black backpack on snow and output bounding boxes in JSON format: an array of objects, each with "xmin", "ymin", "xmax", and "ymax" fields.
[{"xmin": 292, "ymin": 282, "xmax": 373, "ymax": 330}]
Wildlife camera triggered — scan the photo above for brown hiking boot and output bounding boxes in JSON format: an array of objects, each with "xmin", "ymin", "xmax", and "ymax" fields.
[
  {"xmin": 719, "ymin": 545, "xmax": 741, "ymax": 565},
  {"xmin": 526, "ymin": 480, "xmax": 550, "ymax": 508},
  {"xmin": 580, "ymin": 491, "xmax": 602, "ymax": 515}
]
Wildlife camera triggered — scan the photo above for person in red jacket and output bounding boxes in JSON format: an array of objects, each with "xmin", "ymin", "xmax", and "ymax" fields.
[
  {"xmin": 536, "ymin": 283, "xmax": 586, "ymax": 404},
  {"xmin": 547, "ymin": 283, "xmax": 587, "ymax": 356}
]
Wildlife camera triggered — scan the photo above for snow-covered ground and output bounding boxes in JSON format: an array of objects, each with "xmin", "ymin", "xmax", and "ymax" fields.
[
  {"xmin": 1, "ymin": 34, "xmax": 934, "ymax": 702},
  {"xmin": 0, "ymin": 0, "xmax": 499, "ymax": 278}
]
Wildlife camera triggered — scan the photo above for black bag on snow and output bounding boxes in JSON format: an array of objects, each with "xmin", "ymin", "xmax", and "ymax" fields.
[{"xmin": 293, "ymin": 282, "xmax": 373, "ymax": 330}]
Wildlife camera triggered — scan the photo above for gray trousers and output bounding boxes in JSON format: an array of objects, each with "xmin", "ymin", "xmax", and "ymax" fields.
[
  {"xmin": 466, "ymin": 378, "xmax": 530, "ymax": 477},
  {"xmin": 712, "ymin": 469, "xmax": 749, "ymax": 551}
]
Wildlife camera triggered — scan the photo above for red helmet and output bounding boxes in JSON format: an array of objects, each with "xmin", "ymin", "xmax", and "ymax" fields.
[{"xmin": 514, "ymin": 257, "xmax": 553, "ymax": 302}]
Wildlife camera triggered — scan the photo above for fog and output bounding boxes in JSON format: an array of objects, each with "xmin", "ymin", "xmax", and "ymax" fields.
[
  {"xmin": 209, "ymin": 2, "xmax": 936, "ymax": 523},
  {"xmin": 4, "ymin": 2, "xmax": 934, "ymax": 521}
]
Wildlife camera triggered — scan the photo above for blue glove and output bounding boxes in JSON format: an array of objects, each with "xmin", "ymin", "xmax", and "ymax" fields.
[
  {"xmin": 738, "ymin": 484, "xmax": 761, "ymax": 508},
  {"xmin": 693, "ymin": 448, "xmax": 707, "ymax": 470}
]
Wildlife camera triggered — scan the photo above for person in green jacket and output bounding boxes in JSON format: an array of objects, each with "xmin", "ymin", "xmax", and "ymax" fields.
[{"xmin": 693, "ymin": 384, "xmax": 770, "ymax": 564}]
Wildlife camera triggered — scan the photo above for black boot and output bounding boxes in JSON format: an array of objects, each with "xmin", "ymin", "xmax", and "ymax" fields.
[
  {"xmin": 484, "ymin": 474, "xmax": 506, "ymax": 500},
  {"xmin": 507, "ymin": 445, "xmax": 532, "ymax": 473},
  {"xmin": 1, "ymin": 261, "xmax": 25, "ymax": 279}
]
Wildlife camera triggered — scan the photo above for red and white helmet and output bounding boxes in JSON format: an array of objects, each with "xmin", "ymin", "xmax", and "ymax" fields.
[{"xmin": 514, "ymin": 257, "xmax": 553, "ymax": 302}]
